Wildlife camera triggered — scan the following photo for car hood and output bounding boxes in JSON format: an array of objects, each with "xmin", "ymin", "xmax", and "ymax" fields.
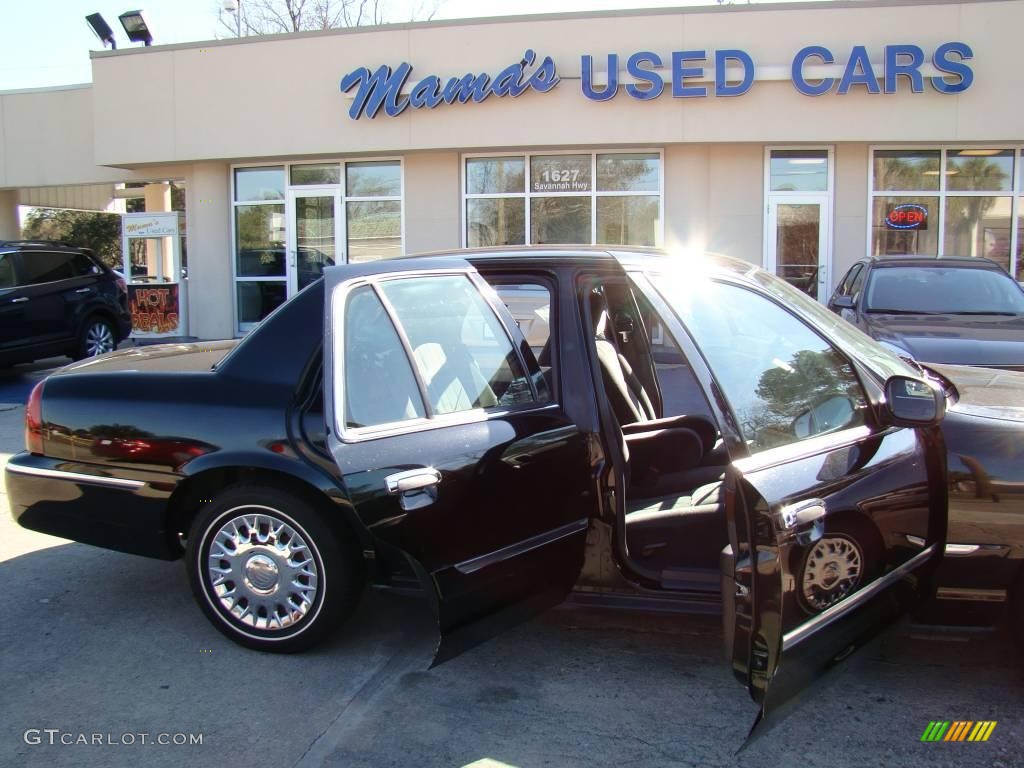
[
  {"xmin": 53, "ymin": 340, "xmax": 239, "ymax": 375},
  {"xmin": 864, "ymin": 313, "xmax": 1024, "ymax": 369},
  {"xmin": 927, "ymin": 363, "xmax": 1024, "ymax": 423}
]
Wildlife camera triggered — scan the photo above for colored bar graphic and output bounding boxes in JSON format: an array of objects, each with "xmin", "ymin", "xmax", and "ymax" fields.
[{"xmin": 921, "ymin": 720, "xmax": 996, "ymax": 742}]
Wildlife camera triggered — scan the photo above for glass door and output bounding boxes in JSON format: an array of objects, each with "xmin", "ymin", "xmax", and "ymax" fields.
[
  {"xmin": 288, "ymin": 189, "xmax": 342, "ymax": 296},
  {"xmin": 767, "ymin": 198, "xmax": 829, "ymax": 302}
]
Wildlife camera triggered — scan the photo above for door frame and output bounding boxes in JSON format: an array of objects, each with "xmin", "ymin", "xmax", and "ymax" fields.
[
  {"xmin": 286, "ymin": 187, "xmax": 344, "ymax": 297},
  {"xmin": 763, "ymin": 146, "xmax": 835, "ymax": 303}
]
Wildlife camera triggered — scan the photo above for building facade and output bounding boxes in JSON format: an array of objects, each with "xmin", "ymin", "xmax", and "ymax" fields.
[{"xmin": 0, "ymin": 0, "xmax": 1022, "ymax": 339}]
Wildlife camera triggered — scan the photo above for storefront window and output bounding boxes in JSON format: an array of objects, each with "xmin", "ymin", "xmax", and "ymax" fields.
[
  {"xmin": 531, "ymin": 197, "xmax": 591, "ymax": 244},
  {"xmin": 291, "ymin": 163, "xmax": 341, "ymax": 186},
  {"xmin": 467, "ymin": 157, "xmax": 524, "ymax": 195},
  {"xmin": 234, "ymin": 167, "xmax": 285, "ymax": 201},
  {"xmin": 347, "ymin": 200, "xmax": 402, "ymax": 263},
  {"xmin": 770, "ymin": 149, "xmax": 828, "ymax": 192},
  {"xmin": 467, "ymin": 198, "xmax": 525, "ymax": 247},
  {"xmin": 944, "ymin": 196, "xmax": 1012, "ymax": 271},
  {"xmin": 597, "ymin": 196, "xmax": 659, "ymax": 247},
  {"xmin": 873, "ymin": 150, "xmax": 940, "ymax": 191},
  {"xmin": 347, "ymin": 161, "xmax": 401, "ymax": 197},
  {"xmin": 870, "ymin": 148, "xmax": 1021, "ymax": 276},
  {"xmin": 464, "ymin": 151, "xmax": 662, "ymax": 248},
  {"xmin": 871, "ymin": 196, "xmax": 939, "ymax": 257},
  {"xmin": 598, "ymin": 153, "xmax": 660, "ymax": 192},
  {"xmin": 233, "ymin": 159, "xmax": 403, "ymax": 332}
]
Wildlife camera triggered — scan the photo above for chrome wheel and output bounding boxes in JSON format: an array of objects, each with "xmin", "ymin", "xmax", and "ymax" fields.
[
  {"xmin": 84, "ymin": 322, "xmax": 115, "ymax": 356},
  {"xmin": 802, "ymin": 535, "xmax": 863, "ymax": 612},
  {"xmin": 205, "ymin": 508, "xmax": 320, "ymax": 632}
]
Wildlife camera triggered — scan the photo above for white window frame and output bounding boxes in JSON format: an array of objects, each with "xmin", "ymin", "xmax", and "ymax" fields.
[
  {"xmin": 230, "ymin": 157, "xmax": 405, "ymax": 335},
  {"xmin": 866, "ymin": 145, "xmax": 1023, "ymax": 279},
  {"xmin": 762, "ymin": 145, "xmax": 836, "ymax": 300},
  {"xmin": 460, "ymin": 149, "xmax": 665, "ymax": 249}
]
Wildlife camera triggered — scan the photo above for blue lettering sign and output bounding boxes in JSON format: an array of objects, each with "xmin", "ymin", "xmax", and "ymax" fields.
[
  {"xmin": 339, "ymin": 50, "xmax": 559, "ymax": 119},
  {"xmin": 931, "ymin": 41, "xmax": 973, "ymax": 93},
  {"xmin": 791, "ymin": 45, "xmax": 835, "ymax": 96},
  {"xmin": 581, "ymin": 54, "xmax": 618, "ymax": 101},
  {"xmin": 838, "ymin": 45, "xmax": 880, "ymax": 94},
  {"xmin": 671, "ymin": 50, "xmax": 707, "ymax": 98},
  {"xmin": 625, "ymin": 52, "xmax": 663, "ymax": 100},
  {"xmin": 884, "ymin": 44, "xmax": 925, "ymax": 94},
  {"xmin": 714, "ymin": 49, "xmax": 754, "ymax": 97}
]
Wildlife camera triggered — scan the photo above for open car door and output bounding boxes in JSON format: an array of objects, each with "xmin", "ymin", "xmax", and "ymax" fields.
[
  {"xmin": 323, "ymin": 258, "xmax": 593, "ymax": 664},
  {"xmin": 631, "ymin": 270, "xmax": 946, "ymax": 745}
]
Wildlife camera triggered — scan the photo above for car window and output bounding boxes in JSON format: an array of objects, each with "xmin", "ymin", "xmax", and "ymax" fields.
[
  {"xmin": 490, "ymin": 281, "xmax": 554, "ymax": 400},
  {"xmin": 378, "ymin": 274, "xmax": 538, "ymax": 415},
  {"xmin": 71, "ymin": 252, "xmax": 100, "ymax": 276},
  {"xmin": 0, "ymin": 253, "xmax": 14, "ymax": 288},
  {"xmin": 864, "ymin": 265, "xmax": 1024, "ymax": 314},
  {"xmin": 657, "ymin": 279, "xmax": 868, "ymax": 453},
  {"xmin": 342, "ymin": 285, "xmax": 426, "ymax": 429},
  {"xmin": 849, "ymin": 263, "xmax": 867, "ymax": 298},
  {"xmin": 17, "ymin": 251, "xmax": 76, "ymax": 285},
  {"xmin": 836, "ymin": 264, "xmax": 862, "ymax": 297}
]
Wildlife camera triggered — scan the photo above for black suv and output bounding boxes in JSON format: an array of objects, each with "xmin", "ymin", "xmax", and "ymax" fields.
[{"xmin": 0, "ymin": 241, "xmax": 132, "ymax": 367}]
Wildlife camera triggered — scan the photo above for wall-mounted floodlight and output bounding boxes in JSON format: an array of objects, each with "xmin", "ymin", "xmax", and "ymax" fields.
[
  {"xmin": 85, "ymin": 13, "xmax": 117, "ymax": 50},
  {"xmin": 118, "ymin": 10, "xmax": 153, "ymax": 46}
]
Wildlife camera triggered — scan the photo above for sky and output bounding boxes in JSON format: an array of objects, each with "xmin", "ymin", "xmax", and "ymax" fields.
[{"xmin": 0, "ymin": 0, "xmax": 829, "ymax": 91}]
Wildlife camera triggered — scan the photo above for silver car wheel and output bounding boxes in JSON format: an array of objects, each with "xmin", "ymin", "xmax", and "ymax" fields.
[
  {"xmin": 206, "ymin": 509, "xmax": 320, "ymax": 632},
  {"xmin": 801, "ymin": 535, "xmax": 863, "ymax": 612},
  {"xmin": 84, "ymin": 322, "xmax": 115, "ymax": 356}
]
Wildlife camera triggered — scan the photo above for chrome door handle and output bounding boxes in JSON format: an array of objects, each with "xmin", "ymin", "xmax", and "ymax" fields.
[
  {"xmin": 74, "ymin": 287, "xmax": 91, "ymax": 294},
  {"xmin": 11, "ymin": 296, "xmax": 28, "ymax": 303},
  {"xmin": 386, "ymin": 468, "xmax": 441, "ymax": 494},
  {"xmin": 780, "ymin": 498, "xmax": 827, "ymax": 545},
  {"xmin": 385, "ymin": 468, "xmax": 441, "ymax": 512}
]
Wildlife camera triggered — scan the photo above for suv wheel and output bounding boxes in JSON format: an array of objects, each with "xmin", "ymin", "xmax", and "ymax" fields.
[
  {"xmin": 186, "ymin": 484, "xmax": 365, "ymax": 653},
  {"xmin": 74, "ymin": 316, "xmax": 116, "ymax": 360}
]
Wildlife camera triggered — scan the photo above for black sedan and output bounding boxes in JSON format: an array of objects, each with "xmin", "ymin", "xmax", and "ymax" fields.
[
  {"xmin": 828, "ymin": 255, "xmax": 1024, "ymax": 370},
  {"xmin": 4, "ymin": 247, "xmax": 1021, "ymax": 740}
]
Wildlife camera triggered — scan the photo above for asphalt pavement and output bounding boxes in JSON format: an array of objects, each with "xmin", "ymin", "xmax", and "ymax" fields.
[{"xmin": 0, "ymin": 361, "xmax": 1021, "ymax": 768}]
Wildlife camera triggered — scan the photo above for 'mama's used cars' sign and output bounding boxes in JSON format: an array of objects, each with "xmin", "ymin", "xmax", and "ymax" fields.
[{"xmin": 339, "ymin": 43, "xmax": 974, "ymax": 120}]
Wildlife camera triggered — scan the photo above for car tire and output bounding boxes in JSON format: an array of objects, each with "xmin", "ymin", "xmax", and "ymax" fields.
[
  {"xmin": 186, "ymin": 483, "xmax": 364, "ymax": 653},
  {"xmin": 73, "ymin": 316, "xmax": 117, "ymax": 360},
  {"xmin": 796, "ymin": 519, "xmax": 883, "ymax": 615}
]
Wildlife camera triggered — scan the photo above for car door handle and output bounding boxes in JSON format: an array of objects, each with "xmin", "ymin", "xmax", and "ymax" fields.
[
  {"xmin": 11, "ymin": 296, "xmax": 28, "ymax": 303},
  {"xmin": 74, "ymin": 287, "xmax": 91, "ymax": 294},
  {"xmin": 385, "ymin": 468, "xmax": 441, "ymax": 511},
  {"xmin": 780, "ymin": 498, "xmax": 827, "ymax": 545}
]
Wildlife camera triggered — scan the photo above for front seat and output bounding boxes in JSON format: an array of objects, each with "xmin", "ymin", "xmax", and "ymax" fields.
[{"xmin": 590, "ymin": 287, "xmax": 657, "ymax": 425}]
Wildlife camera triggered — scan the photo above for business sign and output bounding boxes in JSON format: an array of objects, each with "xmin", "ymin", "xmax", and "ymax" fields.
[
  {"xmin": 886, "ymin": 203, "xmax": 928, "ymax": 230},
  {"xmin": 129, "ymin": 284, "xmax": 180, "ymax": 335},
  {"xmin": 122, "ymin": 212, "xmax": 180, "ymax": 238},
  {"xmin": 340, "ymin": 42, "xmax": 974, "ymax": 120}
]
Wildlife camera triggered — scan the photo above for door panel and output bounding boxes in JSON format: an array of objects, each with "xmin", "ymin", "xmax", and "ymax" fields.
[
  {"xmin": 727, "ymin": 424, "xmax": 945, "ymax": 740},
  {"xmin": 323, "ymin": 259, "xmax": 593, "ymax": 664},
  {"xmin": 290, "ymin": 191, "xmax": 340, "ymax": 294},
  {"xmin": 632, "ymin": 271, "xmax": 945, "ymax": 743}
]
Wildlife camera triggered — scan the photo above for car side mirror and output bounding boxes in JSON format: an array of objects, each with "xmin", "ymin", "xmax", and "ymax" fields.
[
  {"xmin": 832, "ymin": 295, "xmax": 854, "ymax": 311},
  {"xmin": 883, "ymin": 376, "xmax": 945, "ymax": 427}
]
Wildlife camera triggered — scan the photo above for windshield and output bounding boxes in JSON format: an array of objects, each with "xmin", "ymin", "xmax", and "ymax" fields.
[
  {"xmin": 643, "ymin": 259, "xmax": 918, "ymax": 385},
  {"xmin": 864, "ymin": 266, "xmax": 1024, "ymax": 314}
]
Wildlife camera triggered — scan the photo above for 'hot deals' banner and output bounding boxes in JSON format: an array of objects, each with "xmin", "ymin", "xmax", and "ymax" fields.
[{"xmin": 129, "ymin": 284, "xmax": 179, "ymax": 335}]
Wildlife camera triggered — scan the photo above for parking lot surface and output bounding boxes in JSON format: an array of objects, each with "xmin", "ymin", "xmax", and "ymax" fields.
[{"xmin": 0, "ymin": 363, "xmax": 1021, "ymax": 768}]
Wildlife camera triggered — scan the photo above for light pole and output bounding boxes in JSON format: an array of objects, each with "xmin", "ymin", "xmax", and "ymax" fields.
[{"xmin": 223, "ymin": 0, "xmax": 242, "ymax": 37}]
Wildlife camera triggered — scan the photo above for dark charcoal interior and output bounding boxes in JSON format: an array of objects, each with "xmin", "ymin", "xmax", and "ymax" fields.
[{"xmin": 589, "ymin": 282, "xmax": 730, "ymax": 581}]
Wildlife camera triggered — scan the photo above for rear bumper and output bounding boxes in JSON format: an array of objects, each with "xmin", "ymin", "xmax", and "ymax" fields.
[{"xmin": 5, "ymin": 452, "xmax": 181, "ymax": 560}]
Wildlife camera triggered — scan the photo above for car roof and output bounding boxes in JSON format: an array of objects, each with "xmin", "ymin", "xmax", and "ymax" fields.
[
  {"xmin": 405, "ymin": 244, "xmax": 761, "ymax": 279},
  {"xmin": 867, "ymin": 255, "xmax": 1003, "ymax": 270},
  {"xmin": 0, "ymin": 240, "xmax": 92, "ymax": 254}
]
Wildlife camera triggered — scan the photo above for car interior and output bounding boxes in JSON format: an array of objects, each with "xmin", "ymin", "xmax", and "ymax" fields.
[{"xmin": 585, "ymin": 279, "xmax": 731, "ymax": 587}]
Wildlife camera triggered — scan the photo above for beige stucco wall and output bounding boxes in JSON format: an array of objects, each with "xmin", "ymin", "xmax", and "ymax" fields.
[
  {"xmin": 403, "ymin": 151, "xmax": 461, "ymax": 253},
  {"xmin": 184, "ymin": 163, "xmax": 233, "ymax": 340},
  {"xmin": 833, "ymin": 143, "xmax": 870, "ymax": 286},
  {"xmin": 80, "ymin": 0, "xmax": 1024, "ymax": 168}
]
